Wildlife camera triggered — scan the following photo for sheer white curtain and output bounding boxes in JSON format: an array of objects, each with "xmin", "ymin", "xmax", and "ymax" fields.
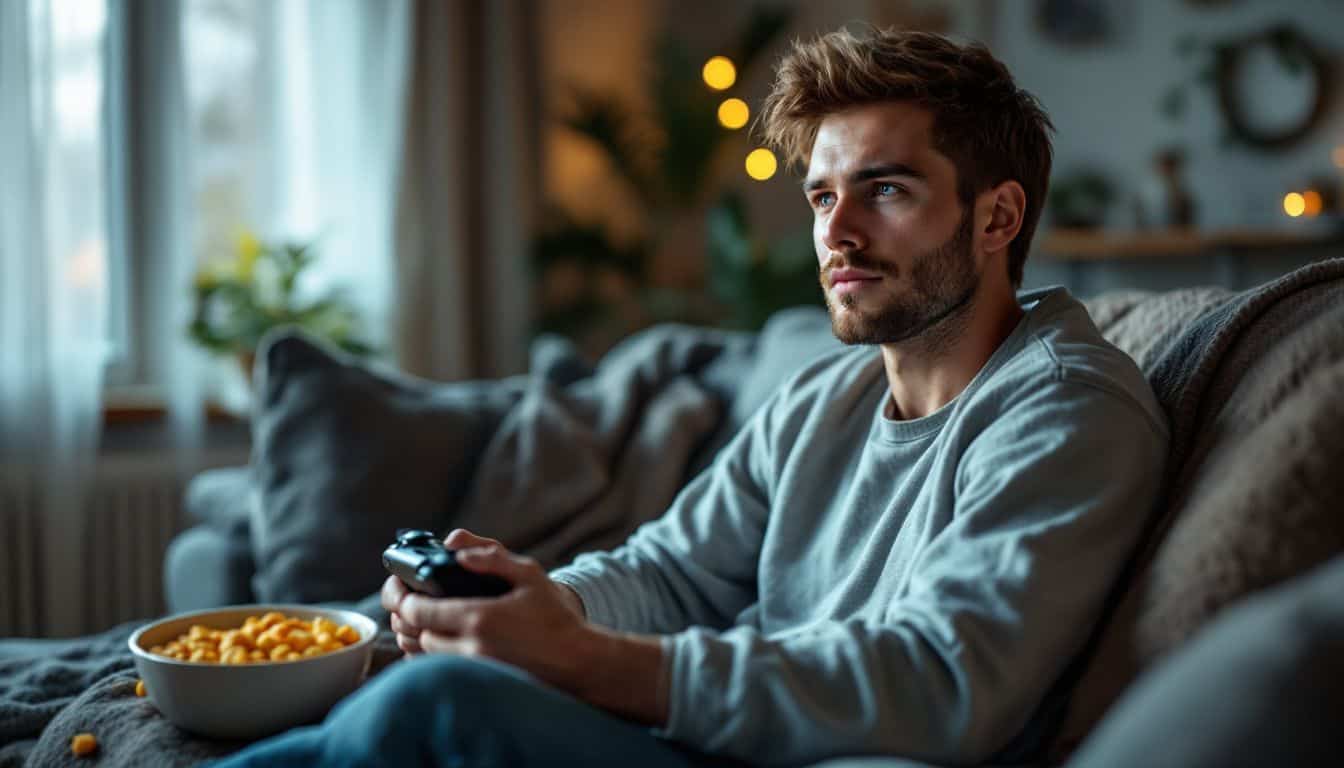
[
  {"xmin": 0, "ymin": 0, "xmax": 111, "ymax": 636},
  {"xmin": 1, "ymin": 0, "xmax": 412, "ymax": 636},
  {"xmin": 252, "ymin": 0, "xmax": 412, "ymax": 354}
]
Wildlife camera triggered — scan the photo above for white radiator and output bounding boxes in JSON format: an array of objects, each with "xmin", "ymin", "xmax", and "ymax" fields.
[
  {"xmin": 81, "ymin": 458, "xmax": 190, "ymax": 634},
  {"xmin": 1, "ymin": 453, "xmax": 241, "ymax": 638}
]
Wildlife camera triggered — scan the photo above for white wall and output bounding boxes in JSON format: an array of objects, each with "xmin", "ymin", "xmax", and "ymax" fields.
[
  {"xmin": 994, "ymin": 1, "xmax": 1344, "ymax": 295},
  {"xmin": 992, "ymin": 0, "xmax": 1344, "ymax": 233}
]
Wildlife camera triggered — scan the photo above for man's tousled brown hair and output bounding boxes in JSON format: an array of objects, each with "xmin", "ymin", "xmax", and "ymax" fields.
[{"xmin": 760, "ymin": 26, "xmax": 1054, "ymax": 287}]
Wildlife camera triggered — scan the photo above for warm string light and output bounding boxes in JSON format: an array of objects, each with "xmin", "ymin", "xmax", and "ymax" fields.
[
  {"xmin": 701, "ymin": 55, "xmax": 775, "ymax": 181},
  {"xmin": 1284, "ymin": 189, "xmax": 1326, "ymax": 218},
  {"xmin": 702, "ymin": 56, "xmax": 736, "ymax": 91},
  {"xmin": 745, "ymin": 148, "xmax": 777, "ymax": 180},
  {"xmin": 718, "ymin": 98, "xmax": 749, "ymax": 129},
  {"xmin": 1302, "ymin": 189, "xmax": 1324, "ymax": 217},
  {"xmin": 1283, "ymin": 192, "xmax": 1306, "ymax": 218}
]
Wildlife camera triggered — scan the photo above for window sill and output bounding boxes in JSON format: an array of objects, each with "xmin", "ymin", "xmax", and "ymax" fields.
[
  {"xmin": 103, "ymin": 402, "xmax": 247, "ymax": 427},
  {"xmin": 100, "ymin": 393, "xmax": 252, "ymax": 455}
]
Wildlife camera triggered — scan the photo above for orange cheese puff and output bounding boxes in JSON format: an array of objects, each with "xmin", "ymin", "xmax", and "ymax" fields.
[{"xmin": 70, "ymin": 733, "xmax": 98, "ymax": 757}]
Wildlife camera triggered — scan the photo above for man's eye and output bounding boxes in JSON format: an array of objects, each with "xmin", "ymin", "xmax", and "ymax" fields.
[
  {"xmin": 875, "ymin": 182, "xmax": 903, "ymax": 197},
  {"xmin": 812, "ymin": 192, "xmax": 835, "ymax": 208}
]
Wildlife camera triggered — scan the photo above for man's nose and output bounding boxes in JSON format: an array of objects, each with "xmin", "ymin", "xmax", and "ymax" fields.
[{"xmin": 819, "ymin": 196, "xmax": 868, "ymax": 254}]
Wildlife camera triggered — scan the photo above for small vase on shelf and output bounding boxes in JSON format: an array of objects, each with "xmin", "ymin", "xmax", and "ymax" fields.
[{"xmin": 1137, "ymin": 147, "xmax": 1196, "ymax": 231}]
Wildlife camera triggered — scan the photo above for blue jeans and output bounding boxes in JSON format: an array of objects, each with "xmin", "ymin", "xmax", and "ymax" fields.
[{"xmin": 208, "ymin": 654, "xmax": 738, "ymax": 768}]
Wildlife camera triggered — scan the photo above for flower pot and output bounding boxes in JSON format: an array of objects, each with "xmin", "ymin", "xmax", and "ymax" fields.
[{"xmin": 237, "ymin": 352, "xmax": 256, "ymax": 385}]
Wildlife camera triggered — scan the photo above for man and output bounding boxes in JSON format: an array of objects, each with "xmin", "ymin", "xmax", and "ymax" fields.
[{"xmin": 216, "ymin": 27, "xmax": 1167, "ymax": 767}]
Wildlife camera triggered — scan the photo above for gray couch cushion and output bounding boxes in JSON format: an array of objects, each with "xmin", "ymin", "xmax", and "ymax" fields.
[
  {"xmin": 163, "ymin": 524, "xmax": 254, "ymax": 613},
  {"xmin": 1068, "ymin": 554, "xmax": 1344, "ymax": 768},
  {"xmin": 248, "ymin": 329, "xmax": 522, "ymax": 603},
  {"xmin": 183, "ymin": 465, "xmax": 251, "ymax": 533}
]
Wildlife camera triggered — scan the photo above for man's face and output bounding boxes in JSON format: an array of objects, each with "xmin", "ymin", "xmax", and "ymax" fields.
[{"xmin": 805, "ymin": 102, "xmax": 980, "ymax": 346}]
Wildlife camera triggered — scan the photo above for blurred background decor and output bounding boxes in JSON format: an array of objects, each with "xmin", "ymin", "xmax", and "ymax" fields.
[
  {"xmin": 1136, "ymin": 147, "xmax": 1198, "ymax": 230},
  {"xmin": 1048, "ymin": 169, "xmax": 1118, "ymax": 230},
  {"xmin": 533, "ymin": 3, "xmax": 822, "ymax": 355},
  {"xmin": 1161, "ymin": 22, "xmax": 1330, "ymax": 151},
  {"xmin": 1035, "ymin": 0, "xmax": 1132, "ymax": 48}
]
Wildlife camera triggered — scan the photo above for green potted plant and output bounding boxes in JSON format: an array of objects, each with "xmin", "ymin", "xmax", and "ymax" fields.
[{"xmin": 188, "ymin": 230, "xmax": 375, "ymax": 380}]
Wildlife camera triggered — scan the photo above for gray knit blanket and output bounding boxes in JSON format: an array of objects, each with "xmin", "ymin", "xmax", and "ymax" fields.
[
  {"xmin": 1086, "ymin": 258, "xmax": 1344, "ymax": 569},
  {"xmin": 0, "ymin": 600, "xmax": 401, "ymax": 768},
  {"xmin": 1051, "ymin": 256, "xmax": 1344, "ymax": 759}
]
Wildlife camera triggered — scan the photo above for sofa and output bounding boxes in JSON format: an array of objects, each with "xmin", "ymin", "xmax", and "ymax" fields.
[{"xmin": 165, "ymin": 258, "xmax": 1344, "ymax": 767}]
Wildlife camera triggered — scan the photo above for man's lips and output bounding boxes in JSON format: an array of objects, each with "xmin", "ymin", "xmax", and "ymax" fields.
[{"xmin": 828, "ymin": 268, "xmax": 882, "ymax": 286}]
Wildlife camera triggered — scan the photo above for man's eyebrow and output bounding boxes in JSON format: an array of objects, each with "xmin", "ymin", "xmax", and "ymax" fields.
[{"xmin": 803, "ymin": 162, "xmax": 926, "ymax": 192}]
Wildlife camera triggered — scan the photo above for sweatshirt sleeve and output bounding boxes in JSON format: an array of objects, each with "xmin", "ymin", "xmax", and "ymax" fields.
[
  {"xmin": 654, "ymin": 381, "xmax": 1169, "ymax": 766},
  {"xmin": 548, "ymin": 388, "xmax": 782, "ymax": 635}
]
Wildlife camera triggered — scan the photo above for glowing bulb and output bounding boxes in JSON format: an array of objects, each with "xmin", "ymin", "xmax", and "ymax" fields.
[
  {"xmin": 1333, "ymin": 145, "xmax": 1344, "ymax": 169},
  {"xmin": 745, "ymin": 148, "xmax": 777, "ymax": 181},
  {"xmin": 718, "ymin": 98, "xmax": 749, "ymax": 129},
  {"xmin": 1283, "ymin": 192, "xmax": 1306, "ymax": 218},
  {"xmin": 1302, "ymin": 189, "xmax": 1324, "ymax": 217},
  {"xmin": 702, "ymin": 56, "xmax": 736, "ymax": 91}
]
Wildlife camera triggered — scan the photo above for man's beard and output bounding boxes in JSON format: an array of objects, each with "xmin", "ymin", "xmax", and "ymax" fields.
[{"xmin": 820, "ymin": 210, "xmax": 980, "ymax": 346}]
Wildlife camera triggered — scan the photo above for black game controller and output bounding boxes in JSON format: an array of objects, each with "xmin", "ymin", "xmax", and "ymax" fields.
[{"xmin": 382, "ymin": 529, "xmax": 513, "ymax": 598}]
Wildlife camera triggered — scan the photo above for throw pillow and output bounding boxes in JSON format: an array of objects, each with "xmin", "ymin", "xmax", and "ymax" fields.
[
  {"xmin": 248, "ymin": 329, "xmax": 521, "ymax": 603},
  {"xmin": 1068, "ymin": 554, "xmax": 1344, "ymax": 768}
]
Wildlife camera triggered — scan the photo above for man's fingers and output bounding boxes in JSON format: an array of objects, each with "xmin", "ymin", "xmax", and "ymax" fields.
[
  {"xmin": 418, "ymin": 630, "xmax": 477, "ymax": 656},
  {"xmin": 380, "ymin": 575, "xmax": 409, "ymax": 614},
  {"xmin": 398, "ymin": 592, "xmax": 488, "ymax": 634},
  {"xmin": 396, "ymin": 633, "xmax": 423, "ymax": 656},
  {"xmin": 456, "ymin": 545, "xmax": 541, "ymax": 585},
  {"xmin": 390, "ymin": 613, "xmax": 420, "ymax": 637},
  {"xmin": 443, "ymin": 528, "xmax": 501, "ymax": 550}
]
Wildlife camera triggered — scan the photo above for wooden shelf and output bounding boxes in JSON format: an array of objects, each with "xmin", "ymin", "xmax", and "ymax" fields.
[{"xmin": 1037, "ymin": 227, "xmax": 1344, "ymax": 262}]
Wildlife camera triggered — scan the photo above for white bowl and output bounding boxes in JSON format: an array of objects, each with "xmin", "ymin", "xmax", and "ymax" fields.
[{"xmin": 128, "ymin": 604, "xmax": 378, "ymax": 740}]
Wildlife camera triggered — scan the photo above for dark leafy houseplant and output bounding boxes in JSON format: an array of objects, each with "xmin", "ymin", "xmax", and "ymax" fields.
[
  {"xmin": 1048, "ymin": 170, "xmax": 1116, "ymax": 229},
  {"xmin": 534, "ymin": 5, "xmax": 822, "ymax": 343},
  {"xmin": 706, "ymin": 191, "xmax": 819, "ymax": 330},
  {"xmin": 188, "ymin": 232, "xmax": 374, "ymax": 375}
]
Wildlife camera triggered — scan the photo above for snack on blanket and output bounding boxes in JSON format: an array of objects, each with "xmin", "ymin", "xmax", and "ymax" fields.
[
  {"xmin": 147, "ymin": 611, "xmax": 360, "ymax": 664},
  {"xmin": 70, "ymin": 732, "xmax": 98, "ymax": 757}
]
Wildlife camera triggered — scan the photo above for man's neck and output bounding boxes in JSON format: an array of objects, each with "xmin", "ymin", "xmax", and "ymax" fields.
[{"xmin": 879, "ymin": 286, "xmax": 1024, "ymax": 421}]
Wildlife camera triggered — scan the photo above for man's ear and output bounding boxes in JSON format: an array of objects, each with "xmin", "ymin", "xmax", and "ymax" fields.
[{"xmin": 976, "ymin": 180, "xmax": 1026, "ymax": 261}]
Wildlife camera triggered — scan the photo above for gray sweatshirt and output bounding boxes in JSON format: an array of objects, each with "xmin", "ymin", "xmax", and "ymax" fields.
[{"xmin": 549, "ymin": 287, "xmax": 1169, "ymax": 766}]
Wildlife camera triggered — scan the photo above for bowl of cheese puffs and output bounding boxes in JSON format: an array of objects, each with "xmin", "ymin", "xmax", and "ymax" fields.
[{"xmin": 128, "ymin": 604, "xmax": 378, "ymax": 739}]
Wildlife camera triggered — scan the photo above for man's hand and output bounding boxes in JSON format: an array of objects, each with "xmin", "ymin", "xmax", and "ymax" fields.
[
  {"xmin": 382, "ymin": 530, "xmax": 517, "ymax": 656},
  {"xmin": 380, "ymin": 529, "xmax": 594, "ymax": 684},
  {"xmin": 380, "ymin": 528, "xmax": 668, "ymax": 726}
]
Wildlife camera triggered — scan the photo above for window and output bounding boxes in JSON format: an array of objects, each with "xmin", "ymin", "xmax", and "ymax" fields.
[
  {"xmin": 104, "ymin": 0, "xmax": 261, "ymax": 402},
  {"xmin": 101, "ymin": 0, "xmax": 400, "ymax": 405}
]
